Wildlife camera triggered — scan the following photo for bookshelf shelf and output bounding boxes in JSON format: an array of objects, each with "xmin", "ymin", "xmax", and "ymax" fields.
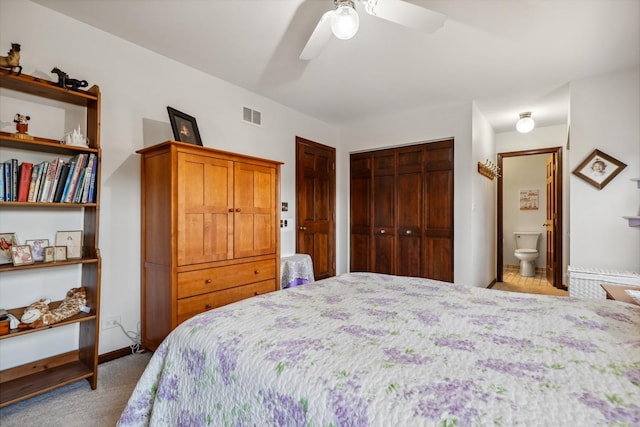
[{"xmin": 0, "ymin": 69, "xmax": 102, "ymax": 408}]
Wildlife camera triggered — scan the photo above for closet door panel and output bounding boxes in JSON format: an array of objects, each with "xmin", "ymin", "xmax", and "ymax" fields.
[
  {"xmin": 372, "ymin": 152, "xmax": 395, "ymax": 273},
  {"xmin": 350, "ymin": 154, "xmax": 371, "ymax": 272},
  {"xmin": 396, "ymin": 148, "xmax": 423, "ymax": 277}
]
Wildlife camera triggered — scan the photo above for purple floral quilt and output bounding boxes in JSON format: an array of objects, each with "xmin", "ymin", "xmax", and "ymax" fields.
[{"xmin": 118, "ymin": 273, "xmax": 640, "ymax": 426}]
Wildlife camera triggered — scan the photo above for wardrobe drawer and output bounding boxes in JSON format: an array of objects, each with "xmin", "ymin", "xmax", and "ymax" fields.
[
  {"xmin": 178, "ymin": 260, "xmax": 275, "ymax": 298},
  {"xmin": 177, "ymin": 279, "xmax": 276, "ymax": 324}
]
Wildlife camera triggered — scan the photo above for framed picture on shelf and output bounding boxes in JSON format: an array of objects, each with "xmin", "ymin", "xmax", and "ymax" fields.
[
  {"xmin": 55, "ymin": 230, "xmax": 83, "ymax": 259},
  {"xmin": 25, "ymin": 239, "xmax": 49, "ymax": 262},
  {"xmin": 54, "ymin": 246, "xmax": 67, "ymax": 262},
  {"xmin": 572, "ymin": 149, "xmax": 627, "ymax": 190},
  {"xmin": 0, "ymin": 232, "xmax": 19, "ymax": 264},
  {"xmin": 43, "ymin": 246, "xmax": 55, "ymax": 263},
  {"xmin": 10, "ymin": 245, "xmax": 34, "ymax": 266},
  {"xmin": 167, "ymin": 106, "xmax": 203, "ymax": 146}
]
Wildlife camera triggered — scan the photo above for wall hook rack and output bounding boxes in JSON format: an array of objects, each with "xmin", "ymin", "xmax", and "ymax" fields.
[{"xmin": 478, "ymin": 160, "xmax": 501, "ymax": 180}]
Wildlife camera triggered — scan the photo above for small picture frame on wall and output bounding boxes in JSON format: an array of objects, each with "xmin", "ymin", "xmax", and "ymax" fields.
[
  {"xmin": 55, "ymin": 230, "xmax": 82, "ymax": 259},
  {"xmin": 43, "ymin": 246, "xmax": 55, "ymax": 263},
  {"xmin": 572, "ymin": 149, "xmax": 627, "ymax": 190},
  {"xmin": 10, "ymin": 245, "xmax": 34, "ymax": 266},
  {"xmin": 167, "ymin": 106, "xmax": 203, "ymax": 146}
]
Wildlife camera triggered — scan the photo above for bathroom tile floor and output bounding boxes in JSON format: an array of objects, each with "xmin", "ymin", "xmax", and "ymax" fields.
[{"xmin": 492, "ymin": 266, "xmax": 568, "ymax": 296}]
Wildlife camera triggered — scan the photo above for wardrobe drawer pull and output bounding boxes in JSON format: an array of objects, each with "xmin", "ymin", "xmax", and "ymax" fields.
[{"xmin": 205, "ymin": 278, "xmax": 212, "ymax": 284}]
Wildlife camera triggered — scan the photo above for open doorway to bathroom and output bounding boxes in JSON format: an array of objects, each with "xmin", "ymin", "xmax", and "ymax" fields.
[{"xmin": 497, "ymin": 147, "xmax": 564, "ymax": 289}]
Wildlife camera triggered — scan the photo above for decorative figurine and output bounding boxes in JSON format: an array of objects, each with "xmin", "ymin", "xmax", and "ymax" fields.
[
  {"xmin": 0, "ymin": 43, "xmax": 22, "ymax": 75},
  {"xmin": 14, "ymin": 113, "xmax": 31, "ymax": 135},
  {"xmin": 63, "ymin": 125, "xmax": 88, "ymax": 147},
  {"xmin": 51, "ymin": 67, "xmax": 88, "ymax": 91}
]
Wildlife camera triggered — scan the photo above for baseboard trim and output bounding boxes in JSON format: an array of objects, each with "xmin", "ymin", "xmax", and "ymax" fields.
[
  {"xmin": 487, "ymin": 278, "xmax": 497, "ymax": 289},
  {"xmin": 98, "ymin": 347, "xmax": 136, "ymax": 364}
]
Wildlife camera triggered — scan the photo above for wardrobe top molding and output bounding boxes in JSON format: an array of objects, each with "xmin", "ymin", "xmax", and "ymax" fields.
[{"xmin": 136, "ymin": 140, "xmax": 283, "ymax": 166}]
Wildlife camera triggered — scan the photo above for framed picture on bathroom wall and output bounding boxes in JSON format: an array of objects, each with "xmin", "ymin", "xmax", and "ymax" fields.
[
  {"xmin": 572, "ymin": 149, "xmax": 627, "ymax": 190},
  {"xmin": 519, "ymin": 189, "xmax": 539, "ymax": 210}
]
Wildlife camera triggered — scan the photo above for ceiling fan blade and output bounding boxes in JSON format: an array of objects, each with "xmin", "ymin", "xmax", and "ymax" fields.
[
  {"xmin": 300, "ymin": 11, "xmax": 334, "ymax": 60},
  {"xmin": 363, "ymin": 0, "xmax": 446, "ymax": 33}
]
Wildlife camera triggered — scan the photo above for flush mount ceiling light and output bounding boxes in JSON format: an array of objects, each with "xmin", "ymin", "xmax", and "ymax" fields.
[
  {"xmin": 516, "ymin": 112, "xmax": 535, "ymax": 133},
  {"xmin": 331, "ymin": 0, "xmax": 360, "ymax": 40}
]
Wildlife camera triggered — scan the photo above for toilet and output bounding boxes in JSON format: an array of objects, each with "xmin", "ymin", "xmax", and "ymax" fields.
[{"xmin": 513, "ymin": 232, "xmax": 541, "ymax": 277}]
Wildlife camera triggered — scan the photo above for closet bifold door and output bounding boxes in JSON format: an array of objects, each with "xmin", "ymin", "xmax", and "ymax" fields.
[
  {"xmin": 349, "ymin": 153, "xmax": 372, "ymax": 272},
  {"xmin": 372, "ymin": 149, "xmax": 395, "ymax": 274},
  {"xmin": 396, "ymin": 146, "xmax": 424, "ymax": 277}
]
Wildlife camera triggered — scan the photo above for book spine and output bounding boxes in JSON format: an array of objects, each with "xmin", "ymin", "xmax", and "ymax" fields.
[
  {"xmin": 17, "ymin": 162, "xmax": 33, "ymax": 202},
  {"xmin": 53, "ymin": 163, "xmax": 70, "ymax": 203},
  {"xmin": 4, "ymin": 161, "xmax": 12, "ymax": 202},
  {"xmin": 60, "ymin": 162, "xmax": 76, "ymax": 202},
  {"xmin": 73, "ymin": 167, "xmax": 86, "ymax": 203},
  {"xmin": 87, "ymin": 155, "xmax": 98, "ymax": 203},
  {"xmin": 11, "ymin": 159, "xmax": 18, "ymax": 201},
  {"xmin": 64, "ymin": 154, "xmax": 86, "ymax": 203},
  {"xmin": 27, "ymin": 162, "xmax": 40, "ymax": 202},
  {"xmin": 0, "ymin": 163, "xmax": 4, "ymax": 202},
  {"xmin": 32, "ymin": 162, "xmax": 46, "ymax": 202},
  {"xmin": 38, "ymin": 161, "xmax": 56, "ymax": 202},
  {"xmin": 47, "ymin": 158, "xmax": 62, "ymax": 202},
  {"xmin": 81, "ymin": 154, "xmax": 96, "ymax": 203}
]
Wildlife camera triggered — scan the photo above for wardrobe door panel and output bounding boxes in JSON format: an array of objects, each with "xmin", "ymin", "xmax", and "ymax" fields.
[
  {"xmin": 177, "ymin": 153, "xmax": 233, "ymax": 265},
  {"xmin": 234, "ymin": 162, "xmax": 276, "ymax": 258}
]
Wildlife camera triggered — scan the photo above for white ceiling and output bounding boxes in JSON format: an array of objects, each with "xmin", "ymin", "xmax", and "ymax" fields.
[{"xmin": 34, "ymin": 0, "xmax": 640, "ymax": 133}]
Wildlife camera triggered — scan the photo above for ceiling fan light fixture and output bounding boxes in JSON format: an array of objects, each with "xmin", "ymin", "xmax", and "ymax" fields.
[
  {"xmin": 516, "ymin": 112, "xmax": 535, "ymax": 133},
  {"xmin": 331, "ymin": 0, "xmax": 360, "ymax": 40}
]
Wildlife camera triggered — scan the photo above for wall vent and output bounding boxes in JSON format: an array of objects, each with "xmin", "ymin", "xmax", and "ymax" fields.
[{"xmin": 242, "ymin": 106, "xmax": 262, "ymax": 126}]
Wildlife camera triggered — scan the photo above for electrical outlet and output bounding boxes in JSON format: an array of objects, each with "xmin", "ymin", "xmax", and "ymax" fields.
[{"xmin": 102, "ymin": 315, "xmax": 121, "ymax": 330}]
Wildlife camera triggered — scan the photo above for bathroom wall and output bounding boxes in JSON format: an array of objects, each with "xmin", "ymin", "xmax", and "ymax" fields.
[{"xmin": 503, "ymin": 154, "xmax": 548, "ymax": 268}]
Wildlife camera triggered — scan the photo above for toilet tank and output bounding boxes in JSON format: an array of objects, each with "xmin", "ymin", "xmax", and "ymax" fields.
[{"xmin": 513, "ymin": 232, "xmax": 541, "ymax": 250}]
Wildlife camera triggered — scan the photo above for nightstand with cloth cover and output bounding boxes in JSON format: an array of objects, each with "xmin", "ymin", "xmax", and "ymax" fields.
[{"xmin": 281, "ymin": 254, "xmax": 315, "ymax": 288}]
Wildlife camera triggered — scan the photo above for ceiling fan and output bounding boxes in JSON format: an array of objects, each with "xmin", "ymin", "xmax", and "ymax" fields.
[{"xmin": 300, "ymin": 0, "xmax": 447, "ymax": 60}]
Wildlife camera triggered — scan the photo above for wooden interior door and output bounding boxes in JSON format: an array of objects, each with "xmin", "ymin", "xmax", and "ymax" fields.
[
  {"xmin": 296, "ymin": 137, "xmax": 336, "ymax": 280},
  {"xmin": 234, "ymin": 161, "xmax": 277, "ymax": 258},
  {"xmin": 545, "ymin": 153, "xmax": 562, "ymax": 287}
]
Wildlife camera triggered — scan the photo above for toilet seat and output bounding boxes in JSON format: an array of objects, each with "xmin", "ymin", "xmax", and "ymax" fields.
[{"xmin": 515, "ymin": 249, "xmax": 538, "ymax": 255}]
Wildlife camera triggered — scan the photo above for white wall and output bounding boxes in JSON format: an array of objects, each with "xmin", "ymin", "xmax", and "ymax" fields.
[
  {"xmin": 502, "ymin": 154, "xmax": 547, "ymax": 267},
  {"xmin": 340, "ymin": 101, "xmax": 487, "ymax": 286},
  {"xmin": 471, "ymin": 103, "xmax": 497, "ymax": 286},
  {"xmin": 0, "ymin": 0, "xmax": 338, "ymax": 367},
  {"xmin": 569, "ymin": 68, "xmax": 640, "ymax": 271}
]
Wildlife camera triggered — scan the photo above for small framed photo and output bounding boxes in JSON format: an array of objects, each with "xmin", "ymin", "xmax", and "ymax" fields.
[
  {"xmin": 43, "ymin": 246, "xmax": 55, "ymax": 263},
  {"xmin": 54, "ymin": 246, "xmax": 67, "ymax": 262},
  {"xmin": 167, "ymin": 106, "xmax": 203, "ymax": 146},
  {"xmin": 25, "ymin": 239, "xmax": 49, "ymax": 262},
  {"xmin": 55, "ymin": 230, "xmax": 83, "ymax": 259},
  {"xmin": 0, "ymin": 233, "xmax": 19, "ymax": 264},
  {"xmin": 10, "ymin": 245, "xmax": 34, "ymax": 266},
  {"xmin": 572, "ymin": 149, "xmax": 627, "ymax": 190}
]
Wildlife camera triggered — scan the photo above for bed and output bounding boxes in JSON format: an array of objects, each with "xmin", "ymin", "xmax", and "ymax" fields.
[{"xmin": 118, "ymin": 273, "xmax": 640, "ymax": 426}]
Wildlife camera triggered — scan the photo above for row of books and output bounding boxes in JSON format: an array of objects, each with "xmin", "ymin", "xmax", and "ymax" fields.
[{"xmin": 0, "ymin": 153, "xmax": 97, "ymax": 204}]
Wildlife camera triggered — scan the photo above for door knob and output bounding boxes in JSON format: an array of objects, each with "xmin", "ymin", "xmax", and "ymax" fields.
[
  {"xmin": 299, "ymin": 226, "xmax": 307, "ymax": 231},
  {"xmin": 380, "ymin": 229, "xmax": 385, "ymax": 234},
  {"xmin": 406, "ymin": 230, "xmax": 412, "ymax": 235}
]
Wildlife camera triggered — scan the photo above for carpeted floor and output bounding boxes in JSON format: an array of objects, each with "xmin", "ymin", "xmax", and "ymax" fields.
[{"xmin": 0, "ymin": 351, "xmax": 152, "ymax": 427}]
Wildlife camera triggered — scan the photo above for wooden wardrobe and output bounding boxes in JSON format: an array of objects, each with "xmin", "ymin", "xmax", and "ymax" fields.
[
  {"xmin": 138, "ymin": 141, "xmax": 281, "ymax": 350},
  {"xmin": 350, "ymin": 139, "xmax": 454, "ymax": 282}
]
